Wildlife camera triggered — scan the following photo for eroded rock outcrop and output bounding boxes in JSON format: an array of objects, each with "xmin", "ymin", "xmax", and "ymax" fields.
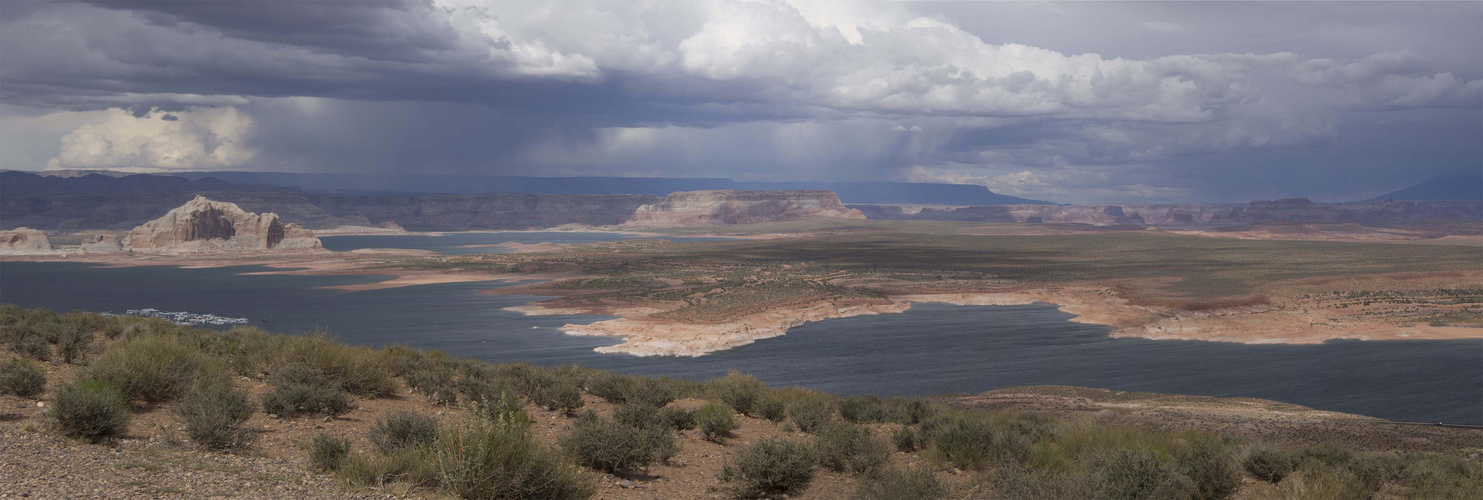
[
  {"xmin": 0, "ymin": 227, "xmax": 55, "ymax": 254},
  {"xmin": 127, "ymin": 196, "xmax": 321, "ymax": 253},
  {"xmin": 625, "ymin": 190, "xmax": 866, "ymax": 226}
]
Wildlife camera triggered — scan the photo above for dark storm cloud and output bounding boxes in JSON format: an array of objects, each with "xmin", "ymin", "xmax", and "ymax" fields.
[{"xmin": 0, "ymin": 1, "xmax": 1478, "ymax": 202}]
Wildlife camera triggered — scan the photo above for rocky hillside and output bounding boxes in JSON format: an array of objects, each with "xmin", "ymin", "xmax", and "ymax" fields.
[
  {"xmin": 126, "ymin": 196, "xmax": 321, "ymax": 253},
  {"xmin": 625, "ymin": 190, "xmax": 866, "ymax": 226}
]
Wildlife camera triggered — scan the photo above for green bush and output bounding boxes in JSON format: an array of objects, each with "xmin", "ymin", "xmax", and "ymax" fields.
[
  {"xmin": 585, "ymin": 372, "xmax": 636, "ymax": 403},
  {"xmin": 53, "ymin": 321, "xmax": 94, "ymax": 364},
  {"xmin": 918, "ymin": 413, "xmax": 1033, "ymax": 470},
  {"xmin": 613, "ymin": 402, "xmax": 661, "ymax": 429},
  {"xmin": 1392, "ymin": 452, "xmax": 1483, "ymax": 499},
  {"xmin": 696, "ymin": 400, "xmax": 738, "ymax": 443},
  {"xmin": 339, "ymin": 448, "xmax": 441, "ymax": 488},
  {"xmin": 435, "ymin": 410, "xmax": 592, "ymax": 500},
  {"xmin": 839, "ymin": 395, "xmax": 932, "ymax": 424},
  {"xmin": 559, "ymin": 413, "xmax": 677, "ymax": 474},
  {"xmin": 370, "ymin": 410, "xmax": 439, "ymax": 453},
  {"xmin": 261, "ymin": 366, "xmax": 355, "ymax": 417},
  {"xmin": 1092, "ymin": 448, "xmax": 1194, "ymax": 500},
  {"xmin": 273, "ymin": 334, "xmax": 399, "ymax": 397},
  {"xmin": 756, "ymin": 396, "xmax": 787, "ymax": 423},
  {"xmin": 1244, "ymin": 445, "xmax": 1297, "ymax": 483},
  {"xmin": 308, "ymin": 432, "xmax": 352, "ymax": 472},
  {"xmin": 786, "ymin": 393, "xmax": 835, "ymax": 433},
  {"xmin": 1275, "ymin": 462, "xmax": 1371, "ymax": 500},
  {"xmin": 85, "ymin": 333, "xmax": 226, "ymax": 403},
  {"xmin": 720, "ymin": 437, "xmax": 817, "ymax": 498},
  {"xmin": 531, "ymin": 383, "xmax": 584, "ymax": 415},
  {"xmin": 855, "ymin": 466, "xmax": 950, "ymax": 500},
  {"xmin": 0, "ymin": 358, "xmax": 46, "ymax": 397},
  {"xmin": 1176, "ymin": 436, "xmax": 1239, "ymax": 500},
  {"xmin": 629, "ymin": 376, "xmax": 686, "ymax": 408},
  {"xmin": 51, "ymin": 379, "xmax": 132, "ymax": 443},
  {"xmin": 658, "ymin": 407, "xmax": 697, "ymax": 431},
  {"xmin": 1301, "ymin": 443, "xmax": 1356, "ymax": 468},
  {"xmin": 708, "ymin": 371, "xmax": 765, "ymax": 416},
  {"xmin": 174, "ymin": 382, "xmax": 256, "ymax": 450},
  {"xmin": 403, "ymin": 359, "xmax": 459, "ymax": 405},
  {"xmin": 13, "ymin": 333, "xmax": 50, "ymax": 361},
  {"xmin": 811, "ymin": 422, "xmax": 890, "ymax": 474},
  {"xmin": 984, "ymin": 464, "xmax": 1096, "ymax": 500},
  {"xmin": 892, "ymin": 427, "xmax": 919, "ymax": 452}
]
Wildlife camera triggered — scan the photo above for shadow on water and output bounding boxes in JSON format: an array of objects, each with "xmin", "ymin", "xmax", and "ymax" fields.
[{"xmin": 2, "ymin": 261, "xmax": 1479, "ymax": 423}]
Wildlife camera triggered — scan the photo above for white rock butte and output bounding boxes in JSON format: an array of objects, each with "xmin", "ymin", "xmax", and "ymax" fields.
[{"xmin": 127, "ymin": 196, "xmax": 322, "ymax": 253}]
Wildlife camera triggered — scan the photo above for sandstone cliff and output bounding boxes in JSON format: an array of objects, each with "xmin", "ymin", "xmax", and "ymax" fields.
[
  {"xmin": 0, "ymin": 227, "xmax": 56, "ymax": 254},
  {"xmin": 126, "ymin": 196, "xmax": 321, "ymax": 253},
  {"xmin": 625, "ymin": 190, "xmax": 866, "ymax": 226}
]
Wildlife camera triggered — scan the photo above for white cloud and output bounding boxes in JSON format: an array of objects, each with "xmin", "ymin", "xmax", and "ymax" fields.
[{"xmin": 44, "ymin": 107, "xmax": 255, "ymax": 172}]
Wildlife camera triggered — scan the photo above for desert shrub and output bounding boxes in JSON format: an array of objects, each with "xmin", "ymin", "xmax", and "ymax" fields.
[
  {"xmin": 273, "ymin": 334, "xmax": 399, "ymax": 397},
  {"xmin": 838, "ymin": 395, "xmax": 932, "ymax": 425},
  {"xmin": 629, "ymin": 376, "xmax": 686, "ymax": 407},
  {"xmin": 708, "ymin": 371, "xmax": 765, "ymax": 416},
  {"xmin": 613, "ymin": 402, "xmax": 661, "ymax": 429},
  {"xmin": 1275, "ymin": 462, "xmax": 1371, "ymax": 500},
  {"xmin": 457, "ymin": 366, "xmax": 523, "ymax": 406},
  {"xmin": 585, "ymin": 372, "xmax": 636, "ymax": 403},
  {"xmin": 756, "ymin": 396, "xmax": 787, "ymax": 423},
  {"xmin": 1176, "ymin": 436, "xmax": 1240, "ymax": 500},
  {"xmin": 339, "ymin": 448, "xmax": 441, "ymax": 488},
  {"xmin": 855, "ymin": 466, "xmax": 950, "ymax": 500},
  {"xmin": 85, "ymin": 333, "xmax": 226, "ymax": 403},
  {"xmin": 261, "ymin": 365, "xmax": 355, "ymax": 417},
  {"xmin": 560, "ymin": 413, "xmax": 677, "ymax": 473},
  {"xmin": 786, "ymin": 393, "xmax": 835, "ymax": 433},
  {"xmin": 0, "ymin": 358, "xmax": 46, "ymax": 397},
  {"xmin": 51, "ymin": 379, "xmax": 132, "ymax": 443},
  {"xmin": 657, "ymin": 407, "xmax": 696, "ymax": 431},
  {"xmin": 531, "ymin": 383, "xmax": 584, "ymax": 415},
  {"xmin": 1092, "ymin": 448, "xmax": 1194, "ymax": 500},
  {"xmin": 1392, "ymin": 452, "xmax": 1483, "ymax": 499},
  {"xmin": 811, "ymin": 422, "xmax": 890, "ymax": 474},
  {"xmin": 12, "ymin": 332, "xmax": 50, "ymax": 361},
  {"xmin": 174, "ymin": 382, "xmax": 256, "ymax": 450},
  {"xmin": 435, "ymin": 409, "xmax": 592, "ymax": 500},
  {"xmin": 1244, "ymin": 445, "xmax": 1298, "ymax": 483},
  {"xmin": 370, "ymin": 410, "xmax": 439, "ymax": 453},
  {"xmin": 1301, "ymin": 443, "xmax": 1356, "ymax": 468},
  {"xmin": 308, "ymin": 432, "xmax": 352, "ymax": 472},
  {"xmin": 918, "ymin": 412, "xmax": 1033, "ymax": 470},
  {"xmin": 893, "ymin": 427, "xmax": 919, "ymax": 452},
  {"xmin": 52, "ymin": 321, "xmax": 94, "ymax": 364},
  {"xmin": 983, "ymin": 464, "xmax": 1096, "ymax": 500},
  {"xmin": 720, "ymin": 437, "xmax": 817, "ymax": 499},
  {"xmin": 696, "ymin": 400, "xmax": 738, "ymax": 443}
]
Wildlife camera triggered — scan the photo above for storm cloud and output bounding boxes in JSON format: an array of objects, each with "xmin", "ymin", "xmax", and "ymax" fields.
[{"xmin": 1, "ymin": 0, "xmax": 1478, "ymax": 202}]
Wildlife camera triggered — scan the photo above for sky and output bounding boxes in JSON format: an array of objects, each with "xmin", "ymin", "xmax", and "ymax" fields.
[{"xmin": 1, "ymin": 1, "xmax": 1479, "ymax": 203}]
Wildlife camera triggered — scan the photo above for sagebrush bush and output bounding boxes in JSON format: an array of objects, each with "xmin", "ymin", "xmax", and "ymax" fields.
[
  {"xmin": 812, "ymin": 422, "xmax": 890, "ymax": 474},
  {"xmin": 585, "ymin": 372, "xmax": 636, "ymax": 403},
  {"xmin": 85, "ymin": 333, "xmax": 226, "ymax": 403},
  {"xmin": 51, "ymin": 379, "xmax": 132, "ymax": 443},
  {"xmin": 0, "ymin": 357, "xmax": 46, "ymax": 397},
  {"xmin": 531, "ymin": 383, "xmax": 584, "ymax": 415},
  {"xmin": 613, "ymin": 402, "xmax": 661, "ymax": 429},
  {"xmin": 629, "ymin": 376, "xmax": 686, "ymax": 407},
  {"xmin": 261, "ymin": 365, "xmax": 355, "ymax": 417},
  {"xmin": 174, "ymin": 382, "xmax": 256, "ymax": 450},
  {"xmin": 1275, "ymin": 462, "xmax": 1371, "ymax": 500},
  {"xmin": 657, "ymin": 407, "xmax": 696, "ymax": 431},
  {"xmin": 308, "ymin": 432, "xmax": 352, "ymax": 472},
  {"xmin": 708, "ymin": 371, "xmax": 765, "ymax": 416},
  {"xmin": 720, "ymin": 437, "xmax": 817, "ymax": 498},
  {"xmin": 273, "ymin": 333, "xmax": 399, "ymax": 397},
  {"xmin": 855, "ymin": 466, "xmax": 950, "ymax": 500},
  {"xmin": 984, "ymin": 464, "xmax": 1096, "ymax": 500},
  {"xmin": 1176, "ymin": 436, "xmax": 1240, "ymax": 500},
  {"xmin": 892, "ymin": 427, "xmax": 919, "ymax": 452},
  {"xmin": 560, "ymin": 413, "xmax": 677, "ymax": 474},
  {"xmin": 757, "ymin": 396, "xmax": 787, "ymax": 423},
  {"xmin": 1244, "ymin": 445, "xmax": 1297, "ymax": 483},
  {"xmin": 339, "ymin": 448, "xmax": 441, "ymax": 488},
  {"xmin": 370, "ymin": 410, "xmax": 439, "ymax": 453},
  {"xmin": 1093, "ymin": 448, "xmax": 1194, "ymax": 500},
  {"xmin": 918, "ymin": 413, "xmax": 1033, "ymax": 470},
  {"xmin": 838, "ymin": 395, "xmax": 932, "ymax": 425},
  {"xmin": 435, "ymin": 409, "xmax": 592, "ymax": 500},
  {"xmin": 1301, "ymin": 443, "xmax": 1356, "ymax": 468},
  {"xmin": 696, "ymin": 400, "xmax": 738, "ymax": 443},
  {"xmin": 786, "ymin": 393, "xmax": 835, "ymax": 433}
]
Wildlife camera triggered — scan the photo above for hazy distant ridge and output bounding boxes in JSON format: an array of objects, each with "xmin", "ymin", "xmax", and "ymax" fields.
[{"xmin": 1366, "ymin": 172, "xmax": 1483, "ymax": 201}]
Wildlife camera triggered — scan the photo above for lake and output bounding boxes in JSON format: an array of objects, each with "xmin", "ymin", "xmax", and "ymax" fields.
[
  {"xmin": 320, "ymin": 231, "xmax": 734, "ymax": 255},
  {"xmin": 2, "ymin": 260, "xmax": 1480, "ymax": 424}
]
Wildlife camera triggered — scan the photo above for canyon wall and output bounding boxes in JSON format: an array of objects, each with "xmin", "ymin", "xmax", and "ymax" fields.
[
  {"xmin": 127, "ymin": 196, "xmax": 321, "ymax": 254},
  {"xmin": 625, "ymin": 190, "xmax": 866, "ymax": 226}
]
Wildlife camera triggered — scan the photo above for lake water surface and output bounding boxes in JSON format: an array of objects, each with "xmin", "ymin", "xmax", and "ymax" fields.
[
  {"xmin": 2, "ymin": 260, "xmax": 1479, "ymax": 424},
  {"xmin": 320, "ymin": 231, "xmax": 734, "ymax": 255}
]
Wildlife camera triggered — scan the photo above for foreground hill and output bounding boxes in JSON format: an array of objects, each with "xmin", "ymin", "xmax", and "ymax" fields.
[
  {"xmin": 1368, "ymin": 172, "xmax": 1483, "ymax": 201},
  {"xmin": 1, "ymin": 307, "xmax": 1480, "ymax": 499}
]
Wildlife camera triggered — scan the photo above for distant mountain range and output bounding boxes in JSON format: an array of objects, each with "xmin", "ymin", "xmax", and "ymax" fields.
[
  {"xmin": 1367, "ymin": 172, "xmax": 1483, "ymax": 201},
  {"xmin": 165, "ymin": 171, "xmax": 1054, "ymax": 205},
  {"xmin": 0, "ymin": 170, "xmax": 289, "ymax": 196}
]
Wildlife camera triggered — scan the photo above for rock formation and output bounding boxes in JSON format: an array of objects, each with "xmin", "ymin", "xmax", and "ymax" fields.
[
  {"xmin": 126, "ymin": 196, "xmax": 321, "ymax": 253},
  {"xmin": 79, "ymin": 234, "xmax": 125, "ymax": 254},
  {"xmin": 0, "ymin": 227, "xmax": 55, "ymax": 254},
  {"xmin": 625, "ymin": 190, "xmax": 866, "ymax": 226}
]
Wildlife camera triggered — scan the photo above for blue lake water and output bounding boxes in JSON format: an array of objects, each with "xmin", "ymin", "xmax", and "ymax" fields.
[
  {"xmin": 320, "ymin": 231, "xmax": 734, "ymax": 255},
  {"xmin": 2, "ymin": 260, "xmax": 1480, "ymax": 424}
]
